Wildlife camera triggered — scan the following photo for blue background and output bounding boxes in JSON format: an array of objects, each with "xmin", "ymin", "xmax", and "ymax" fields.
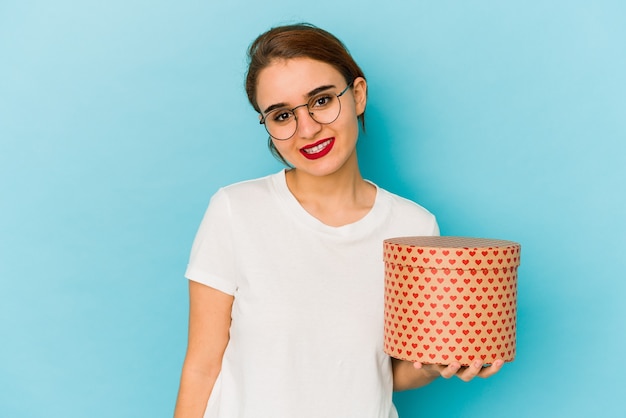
[{"xmin": 1, "ymin": 1, "xmax": 624, "ymax": 417}]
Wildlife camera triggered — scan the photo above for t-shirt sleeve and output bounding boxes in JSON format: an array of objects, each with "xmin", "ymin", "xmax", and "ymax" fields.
[
  {"xmin": 184, "ymin": 188, "xmax": 237, "ymax": 295},
  {"xmin": 430, "ymin": 215, "xmax": 440, "ymax": 236}
]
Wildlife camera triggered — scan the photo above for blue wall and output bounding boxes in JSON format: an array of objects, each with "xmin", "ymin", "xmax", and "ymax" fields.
[{"xmin": 1, "ymin": 1, "xmax": 624, "ymax": 417}]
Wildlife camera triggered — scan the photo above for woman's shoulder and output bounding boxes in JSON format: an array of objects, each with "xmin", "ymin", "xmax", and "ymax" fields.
[
  {"xmin": 200, "ymin": 171, "xmax": 282, "ymax": 219},
  {"xmin": 377, "ymin": 187, "xmax": 435, "ymax": 218},
  {"xmin": 374, "ymin": 186, "xmax": 439, "ymax": 235},
  {"xmin": 203, "ymin": 171, "xmax": 287, "ymax": 215},
  {"xmin": 216, "ymin": 171, "xmax": 282, "ymax": 199}
]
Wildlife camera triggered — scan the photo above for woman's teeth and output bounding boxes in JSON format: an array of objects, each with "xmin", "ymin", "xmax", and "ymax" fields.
[{"xmin": 303, "ymin": 139, "xmax": 332, "ymax": 154}]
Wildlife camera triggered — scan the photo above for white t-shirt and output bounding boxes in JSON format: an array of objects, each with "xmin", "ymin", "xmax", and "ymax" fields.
[{"xmin": 185, "ymin": 170, "xmax": 439, "ymax": 418}]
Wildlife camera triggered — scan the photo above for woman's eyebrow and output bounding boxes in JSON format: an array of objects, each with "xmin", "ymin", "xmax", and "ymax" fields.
[
  {"xmin": 263, "ymin": 102, "xmax": 288, "ymax": 115},
  {"xmin": 262, "ymin": 84, "xmax": 337, "ymax": 115},
  {"xmin": 306, "ymin": 84, "xmax": 336, "ymax": 98}
]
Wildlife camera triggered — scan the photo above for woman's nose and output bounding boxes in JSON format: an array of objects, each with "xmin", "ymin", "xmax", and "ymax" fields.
[{"xmin": 294, "ymin": 107, "xmax": 322, "ymax": 139}]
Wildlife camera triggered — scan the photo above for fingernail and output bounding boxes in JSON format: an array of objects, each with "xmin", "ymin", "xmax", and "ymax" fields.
[{"xmin": 474, "ymin": 361, "xmax": 482, "ymax": 368}]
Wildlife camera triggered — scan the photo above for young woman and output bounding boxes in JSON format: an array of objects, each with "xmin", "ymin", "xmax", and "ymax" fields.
[{"xmin": 174, "ymin": 23, "xmax": 504, "ymax": 418}]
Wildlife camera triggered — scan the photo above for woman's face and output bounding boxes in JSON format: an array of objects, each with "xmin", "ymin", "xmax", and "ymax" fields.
[{"xmin": 255, "ymin": 57, "xmax": 367, "ymax": 177}]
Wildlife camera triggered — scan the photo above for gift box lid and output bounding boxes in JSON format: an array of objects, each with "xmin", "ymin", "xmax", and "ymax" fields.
[{"xmin": 383, "ymin": 236, "xmax": 521, "ymax": 270}]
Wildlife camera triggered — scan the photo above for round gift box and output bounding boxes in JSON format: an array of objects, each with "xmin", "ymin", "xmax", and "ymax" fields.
[{"xmin": 383, "ymin": 236, "xmax": 521, "ymax": 366}]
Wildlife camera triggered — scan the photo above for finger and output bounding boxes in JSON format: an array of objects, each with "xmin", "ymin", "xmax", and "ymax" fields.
[
  {"xmin": 439, "ymin": 362, "xmax": 462, "ymax": 379},
  {"xmin": 477, "ymin": 359, "xmax": 504, "ymax": 378},
  {"xmin": 456, "ymin": 360, "xmax": 484, "ymax": 382},
  {"xmin": 414, "ymin": 362, "xmax": 448, "ymax": 379}
]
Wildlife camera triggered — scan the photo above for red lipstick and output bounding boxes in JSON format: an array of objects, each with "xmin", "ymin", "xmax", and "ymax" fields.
[{"xmin": 299, "ymin": 138, "xmax": 335, "ymax": 160}]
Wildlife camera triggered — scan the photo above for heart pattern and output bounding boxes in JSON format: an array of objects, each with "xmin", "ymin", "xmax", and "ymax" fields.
[{"xmin": 383, "ymin": 236, "xmax": 520, "ymax": 366}]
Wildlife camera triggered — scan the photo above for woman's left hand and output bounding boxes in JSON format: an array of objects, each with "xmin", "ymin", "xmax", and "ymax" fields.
[{"xmin": 414, "ymin": 359, "xmax": 505, "ymax": 382}]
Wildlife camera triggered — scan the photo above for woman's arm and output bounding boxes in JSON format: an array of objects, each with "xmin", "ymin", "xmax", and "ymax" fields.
[
  {"xmin": 392, "ymin": 358, "xmax": 505, "ymax": 391},
  {"xmin": 174, "ymin": 281, "xmax": 234, "ymax": 418}
]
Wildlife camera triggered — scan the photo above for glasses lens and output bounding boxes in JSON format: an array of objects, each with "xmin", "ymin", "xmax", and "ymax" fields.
[
  {"xmin": 265, "ymin": 109, "xmax": 297, "ymax": 140},
  {"xmin": 308, "ymin": 93, "xmax": 341, "ymax": 125}
]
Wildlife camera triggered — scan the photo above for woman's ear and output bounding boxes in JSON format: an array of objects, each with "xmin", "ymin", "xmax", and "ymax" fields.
[{"xmin": 352, "ymin": 77, "xmax": 367, "ymax": 116}]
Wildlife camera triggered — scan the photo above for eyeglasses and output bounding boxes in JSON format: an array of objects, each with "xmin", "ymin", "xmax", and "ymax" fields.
[{"xmin": 259, "ymin": 81, "xmax": 354, "ymax": 141}]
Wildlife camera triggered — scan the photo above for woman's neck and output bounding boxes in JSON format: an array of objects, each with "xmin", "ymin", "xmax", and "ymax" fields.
[{"xmin": 285, "ymin": 161, "xmax": 376, "ymax": 227}]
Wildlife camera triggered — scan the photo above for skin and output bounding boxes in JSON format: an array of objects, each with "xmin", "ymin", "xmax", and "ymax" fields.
[
  {"xmin": 255, "ymin": 58, "xmax": 375, "ymax": 227},
  {"xmin": 392, "ymin": 358, "xmax": 505, "ymax": 392},
  {"xmin": 174, "ymin": 282, "xmax": 233, "ymax": 417},
  {"xmin": 174, "ymin": 57, "xmax": 503, "ymax": 417}
]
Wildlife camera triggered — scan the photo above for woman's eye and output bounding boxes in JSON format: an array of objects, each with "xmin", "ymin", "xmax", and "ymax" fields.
[
  {"xmin": 312, "ymin": 95, "xmax": 333, "ymax": 108},
  {"xmin": 273, "ymin": 111, "xmax": 293, "ymax": 123}
]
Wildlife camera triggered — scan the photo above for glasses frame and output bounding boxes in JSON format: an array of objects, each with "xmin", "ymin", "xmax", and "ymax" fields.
[{"xmin": 259, "ymin": 81, "xmax": 354, "ymax": 141}]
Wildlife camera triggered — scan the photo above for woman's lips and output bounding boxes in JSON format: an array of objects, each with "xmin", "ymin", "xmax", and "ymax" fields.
[{"xmin": 299, "ymin": 138, "xmax": 335, "ymax": 160}]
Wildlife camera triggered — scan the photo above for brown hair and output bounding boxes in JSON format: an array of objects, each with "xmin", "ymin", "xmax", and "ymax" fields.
[{"xmin": 245, "ymin": 23, "xmax": 366, "ymax": 165}]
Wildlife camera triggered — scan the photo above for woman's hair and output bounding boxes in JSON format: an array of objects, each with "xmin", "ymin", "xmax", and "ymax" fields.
[{"xmin": 245, "ymin": 23, "xmax": 366, "ymax": 165}]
